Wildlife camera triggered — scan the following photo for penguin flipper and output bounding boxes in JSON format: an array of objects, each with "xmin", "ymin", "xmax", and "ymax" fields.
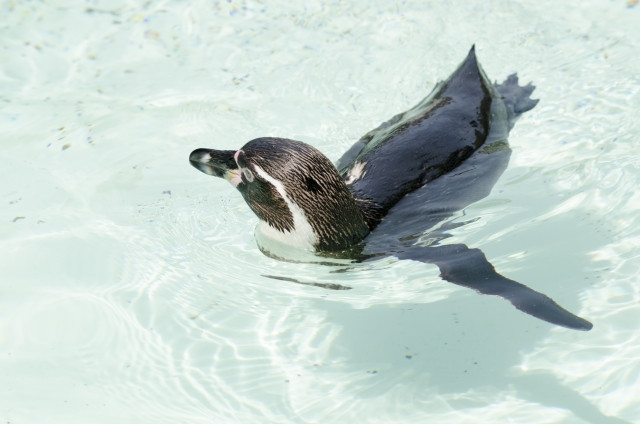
[{"xmin": 395, "ymin": 244, "xmax": 593, "ymax": 331}]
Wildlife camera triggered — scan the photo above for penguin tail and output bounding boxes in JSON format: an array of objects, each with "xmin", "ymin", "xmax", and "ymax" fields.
[{"xmin": 495, "ymin": 74, "xmax": 539, "ymax": 129}]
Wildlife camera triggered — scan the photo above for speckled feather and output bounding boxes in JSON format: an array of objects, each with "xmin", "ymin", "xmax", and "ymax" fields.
[{"xmin": 237, "ymin": 138, "xmax": 370, "ymax": 251}]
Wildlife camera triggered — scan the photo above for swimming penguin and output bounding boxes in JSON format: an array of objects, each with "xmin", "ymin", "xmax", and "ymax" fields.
[{"xmin": 189, "ymin": 46, "xmax": 593, "ymax": 331}]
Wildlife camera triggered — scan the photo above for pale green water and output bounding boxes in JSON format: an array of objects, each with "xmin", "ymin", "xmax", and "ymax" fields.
[{"xmin": 1, "ymin": 1, "xmax": 639, "ymax": 423}]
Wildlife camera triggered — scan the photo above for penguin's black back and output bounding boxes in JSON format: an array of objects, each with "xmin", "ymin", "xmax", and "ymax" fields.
[{"xmin": 337, "ymin": 47, "xmax": 494, "ymax": 229}]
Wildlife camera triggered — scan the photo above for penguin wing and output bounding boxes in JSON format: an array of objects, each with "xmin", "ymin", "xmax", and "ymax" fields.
[{"xmin": 394, "ymin": 243, "xmax": 593, "ymax": 331}]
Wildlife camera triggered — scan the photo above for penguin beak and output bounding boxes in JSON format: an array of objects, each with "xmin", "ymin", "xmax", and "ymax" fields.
[{"xmin": 189, "ymin": 148, "xmax": 242, "ymax": 186}]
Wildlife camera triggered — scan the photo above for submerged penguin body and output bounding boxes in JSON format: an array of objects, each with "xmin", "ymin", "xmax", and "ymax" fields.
[{"xmin": 189, "ymin": 47, "xmax": 593, "ymax": 331}]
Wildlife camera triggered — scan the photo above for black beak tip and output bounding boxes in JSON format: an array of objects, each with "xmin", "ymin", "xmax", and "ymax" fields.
[
  {"xmin": 189, "ymin": 148, "xmax": 211, "ymax": 165},
  {"xmin": 188, "ymin": 148, "xmax": 218, "ymax": 176},
  {"xmin": 188, "ymin": 148, "xmax": 238, "ymax": 178}
]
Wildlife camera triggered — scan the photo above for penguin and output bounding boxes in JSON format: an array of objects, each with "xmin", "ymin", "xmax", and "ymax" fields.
[{"xmin": 189, "ymin": 46, "xmax": 593, "ymax": 331}]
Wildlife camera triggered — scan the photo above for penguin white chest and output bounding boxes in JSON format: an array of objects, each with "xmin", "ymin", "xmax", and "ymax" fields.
[{"xmin": 252, "ymin": 165, "xmax": 319, "ymax": 251}]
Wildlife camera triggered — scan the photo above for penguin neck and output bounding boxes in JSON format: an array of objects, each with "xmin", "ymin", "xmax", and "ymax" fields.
[
  {"xmin": 252, "ymin": 170, "xmax": 371, "ymax": 253},
  {"xmin": 307, "ymin": 189, "xmax": 371, "ymax": 252}
]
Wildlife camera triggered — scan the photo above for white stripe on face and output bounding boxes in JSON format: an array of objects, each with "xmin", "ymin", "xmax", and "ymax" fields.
[{"xmin": 252, "ymin": 164, "xmax": 319, "ymax": 251}]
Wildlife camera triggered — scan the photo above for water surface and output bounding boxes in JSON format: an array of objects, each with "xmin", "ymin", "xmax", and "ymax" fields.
[{"xmin": 1, "ymin": 1, "xmax": 639, "ymax": 423}]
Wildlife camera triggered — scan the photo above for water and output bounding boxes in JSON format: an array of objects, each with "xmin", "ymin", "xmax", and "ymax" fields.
[{"xmin": 2, "ymin": 1, "xmax": 639, "ymax": 423}]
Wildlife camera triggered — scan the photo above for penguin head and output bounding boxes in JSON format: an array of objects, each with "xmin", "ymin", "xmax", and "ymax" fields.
[{"xmin": 189, "ymin": 137, "xmax": 370, "ymax": 252}]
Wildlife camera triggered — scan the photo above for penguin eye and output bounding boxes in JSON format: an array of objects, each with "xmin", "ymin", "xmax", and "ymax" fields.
[
  {"xmin": 242, "ymin": 168, "xmax": 254, "ymax": 182},
  {"xmin": 305, "ymin": 176, "xmax": 321, "ymax": 193}
]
